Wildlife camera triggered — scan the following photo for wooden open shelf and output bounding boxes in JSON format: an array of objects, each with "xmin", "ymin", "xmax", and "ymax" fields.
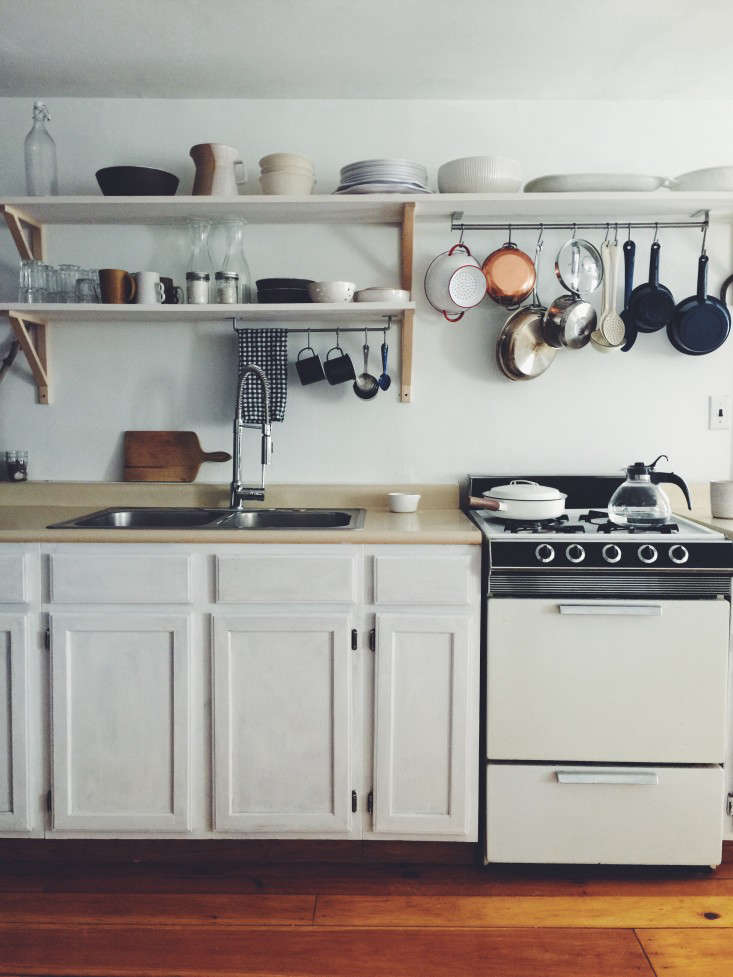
[{"xmin": 0, "ymin": 302, "xmax": 414, "ymax": 323}]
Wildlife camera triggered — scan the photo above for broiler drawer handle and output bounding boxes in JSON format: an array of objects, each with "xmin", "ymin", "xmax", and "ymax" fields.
[
  {"xmin": 558, "ymin": 604, "xmax": 662, "ymax": 616},
  {"xmin": 556, "ymin": 770, "xmax": 659, "ymax": 786}
]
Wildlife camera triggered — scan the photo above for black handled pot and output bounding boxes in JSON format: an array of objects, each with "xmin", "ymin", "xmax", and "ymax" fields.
[
  {"xmin": 667, "ymin": 254, "xmax": 731, "ymax": 355},
  {"xmin": 627, "ymin": 241, "xmax": 675, "ymax": 333}
]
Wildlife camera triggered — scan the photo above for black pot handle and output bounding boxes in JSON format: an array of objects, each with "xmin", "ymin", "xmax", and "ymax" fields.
[
  {"xmin": 697, "ymin": 254, "xmax": 709, "ymax": 302},
  {"xmin": 649, "ymin": 241, "xmax": 661, "ymax": 286},
  {"xmin": 650, "ymin": 471, "xmax": 692, "ymax": 510},
  {"xmin": 720, "ymin": 273, "xmax": 733, "ymax": 305},
  {"xmin": 623, "ymin": 239, "xmax": 636, "ymax": 306}
]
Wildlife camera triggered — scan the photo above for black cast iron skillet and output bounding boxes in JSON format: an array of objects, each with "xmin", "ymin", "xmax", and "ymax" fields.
[
  {"xmin": 620, "ymin": 239, "xmax": 637, "ymax": 352},
  {"xmin": 667, "ymin": 254, "xmax": 731, "ymax": 355},
  {"xmin": 627, "ymin": 241, "xmax": 675, "ymax": 333}
]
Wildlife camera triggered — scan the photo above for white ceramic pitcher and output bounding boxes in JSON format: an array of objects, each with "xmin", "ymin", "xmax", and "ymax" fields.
[{"xmin": 190, "ymin": 143, "xmax": 247, "ymax": 196}]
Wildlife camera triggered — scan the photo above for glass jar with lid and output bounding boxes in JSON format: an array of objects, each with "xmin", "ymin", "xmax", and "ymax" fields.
[
  {"xmin": 186, "ymin": 218, "xmax": 213, "ymax": 303},
  {"xmin": 216, "ymin": 218, "xmax": 253, "ymax": 302}
]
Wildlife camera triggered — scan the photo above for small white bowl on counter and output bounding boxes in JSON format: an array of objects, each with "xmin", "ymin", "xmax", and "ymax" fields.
[
  {"xmin": 308, "ymin": 281, "xmax": 355, "ymax": 302},
  {"xmin": 388, "ymin": 492, "xmax": 421, "ymax": 513}
]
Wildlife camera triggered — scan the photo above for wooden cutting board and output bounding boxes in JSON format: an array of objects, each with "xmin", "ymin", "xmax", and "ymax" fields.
[{"xmin": 123, "ymin": 431, "xmax": 231, "ymax": 482}]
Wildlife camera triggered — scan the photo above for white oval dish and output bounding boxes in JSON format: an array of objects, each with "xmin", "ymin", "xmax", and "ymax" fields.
[
  {"xmin": 354, "ymin": 287, "xmax": 410, "ymax": 303},
  {"xmin": 524, "ymin": 173, "xmax": 670, "ymax": 193},
  {"xmin": 670, "ymin": 166, "xmax": 733, "ymax": 191}
]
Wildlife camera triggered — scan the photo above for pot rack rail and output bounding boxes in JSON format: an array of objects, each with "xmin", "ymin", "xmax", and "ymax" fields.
[
  {"xmin": 231, "ymin": 318, "xmax": 393, "ymax": 336},
  {"xmin": 450, "ymin": 211, "xmax": 710, "ymax": 236}
]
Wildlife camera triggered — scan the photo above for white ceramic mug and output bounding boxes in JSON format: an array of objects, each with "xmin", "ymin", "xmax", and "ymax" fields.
[
  {"xmin": 710, "ymin": 480, "xmax": 733, "ymax": 518},
  {"xmin": 133, "ymin": 271, "xmax": 165, "ymax": 304}
]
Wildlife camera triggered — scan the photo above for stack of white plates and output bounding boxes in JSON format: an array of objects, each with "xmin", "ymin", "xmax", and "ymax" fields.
[{"xmin": 335, "ymin": 159, "xmax": 431, "ymax": 194}]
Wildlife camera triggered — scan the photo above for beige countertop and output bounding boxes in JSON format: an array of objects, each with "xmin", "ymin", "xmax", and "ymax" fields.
[{"xmin": 0, "ymin": 482, "xmax": 481, "ymax": 545}]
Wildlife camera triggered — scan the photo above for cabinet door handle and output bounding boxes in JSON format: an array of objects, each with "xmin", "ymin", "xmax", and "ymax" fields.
[
  {"xmin": 556, "ymin": 770, "xmax": 659, "ymax": 786},
  {"xmin": 558, "ymin": 603, "xmax": 662, "ymax": 617}
]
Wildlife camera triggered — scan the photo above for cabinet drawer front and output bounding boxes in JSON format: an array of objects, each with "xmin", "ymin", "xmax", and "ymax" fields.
[
  {"xmin": 486, "ymin": 763, "xmax": 724, "ymax": 865},
  {"xmin": 49, "ymin": 553, "xmax": 191, "ymax": 604},
  {"xmin": 217, "ymin": 555, "xmax": 355, "ymax": 604},
  {"xmin": 373, "ymin": 556, "xmax": 471, "ymax": 605},
  {"xmin": 488, "ymin": 598, "xmax": 729, "ymax": 763},
  {"xmin": 0, "ymin": 555, "xmax": 27, "ymax": 603}
]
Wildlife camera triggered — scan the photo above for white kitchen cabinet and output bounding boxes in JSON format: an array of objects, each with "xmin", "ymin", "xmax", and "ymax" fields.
[
  {"xmin": 0, "ymin": 614, "xmax": 30, "ymax": 832},
  {"xmin": 50, "ymin": 613, "xmax": 191, "ymax": 832},
  {"xmin": 372, "ymin": 613, "xmax": 477, "ymax": 840},
  {"xmin": 212, "ymin": 614, "xmax": 356, "ymax": 836}
]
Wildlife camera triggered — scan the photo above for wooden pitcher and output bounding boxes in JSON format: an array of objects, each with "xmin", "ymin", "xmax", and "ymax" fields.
[{"xmin": 189, "ymin": 143, "xmax": 246, "ymax": 195}]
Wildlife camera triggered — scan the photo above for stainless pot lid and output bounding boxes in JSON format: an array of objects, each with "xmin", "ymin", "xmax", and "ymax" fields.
[{"xmin": 483, "ymin": 479, "xmax": 566, "ymax": 502}]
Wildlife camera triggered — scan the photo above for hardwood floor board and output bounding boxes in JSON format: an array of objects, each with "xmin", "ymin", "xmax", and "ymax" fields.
[
  {"xmin": 315, "ymin": 894, "xmax": 733, "ymax": 928},
  {"xmin": 637, "ymin": 928, "xmax": 733, "ymax": 977},
  {"xmin": 0, "ymin": 924, "xmax": 655, "ymax": 977},
  {"xmin": 0, "ymin": 893, "xmax": 316, "ymax": 928}
]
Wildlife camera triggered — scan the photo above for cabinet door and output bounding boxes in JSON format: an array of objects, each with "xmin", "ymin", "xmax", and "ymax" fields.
[
  {"xmin": 213, "ymin": 615, "xmax": 354, "ymax": 835},
  {"xmin": 51, "ymin": 614, "xmax": 191, "ymax": 832},
  {"xmin": 0, "ymin": 615, "xmax": 30, "ymax": 832},
  {"xmin": 372, "ymin": 614, "xmax": 476, "ymax": 839}
]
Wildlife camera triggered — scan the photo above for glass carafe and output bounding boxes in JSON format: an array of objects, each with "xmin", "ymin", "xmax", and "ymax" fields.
[
  {"xmin": 216, "ymin": 218, "xmax": 253, "ymax": 303},
  {"xmin": 608, "ymin": 458, "xmax": 672, "ymax": 527},
  {"xmin": 24, "ymin": 100, "xmax": 58, "ymax": 196},
  {"xmin": 186, "ymin": 218, "xmax": 213, "ymax": 303}
]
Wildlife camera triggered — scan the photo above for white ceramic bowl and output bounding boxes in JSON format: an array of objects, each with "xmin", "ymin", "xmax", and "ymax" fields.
[
  {"xmin": 671, "ymin": 166, "xmax": 733, "ymax": 191},
  {"xmin": 388, "ymin": 492, "xmax": 421, "ymax": 513},
  {"xmin": 354, "ymin": 287, "xmax": 410, "ymax": 303},
  {"xmin": 437, "ymin": 156, "xmax": 522, "ymax": 193},
  {"xmin": 308, "ymin": 280, "xmax": 355, "ymax": 303},
  {"xmin": 259, "ymin": 152, "xmax": 314, "ymax": 173},
  {"xmin": 260, "ymin": 171, "xmax": 315, "ymax": 195}
]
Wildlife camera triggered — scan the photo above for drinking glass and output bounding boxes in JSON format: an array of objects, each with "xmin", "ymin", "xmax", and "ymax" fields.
[
  {"xmin": 75, "ymin": 277, "xmax": 100, "ymax": 303},
  {"xmin": 57, "ymin": 264, "xmax": 81, "ymax": 303},
  {"xmin": 18, "ymin": 259, "xmax": 47, "ymax": 302},
  {"xmin": 45, "ymin": 264, "xmax": 59, "ymax": 302}
]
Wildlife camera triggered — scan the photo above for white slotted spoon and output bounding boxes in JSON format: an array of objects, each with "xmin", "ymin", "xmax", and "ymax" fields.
[
  {"xmin": 600, "ymin": 241, "xmax": 626, "ymax": 348},
  {"xmin": 591, "ymin": 241, "xmax": 612, "ymax": 351}
]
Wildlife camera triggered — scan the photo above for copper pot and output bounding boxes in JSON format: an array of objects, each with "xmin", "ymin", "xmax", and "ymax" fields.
[{"xmin": 482, "ymin": 241, "xmax": 536, "ymax": 308}]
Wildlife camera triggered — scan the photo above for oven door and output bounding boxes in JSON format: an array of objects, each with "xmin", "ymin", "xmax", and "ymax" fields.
[{"xmin": 487, "ymin": 597, "xmax": 729, "ymax": 763}]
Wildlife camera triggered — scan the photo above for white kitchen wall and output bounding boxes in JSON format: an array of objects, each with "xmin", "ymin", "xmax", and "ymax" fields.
[{"xmin": 0, "ymin": 97, "xmax": 732, "ymax": 485}]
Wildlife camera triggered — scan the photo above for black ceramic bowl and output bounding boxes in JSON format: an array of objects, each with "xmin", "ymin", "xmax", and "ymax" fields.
[
  {"xmin": 256, "ymin": 278, "xmax": 314, "ymax": 290},
  {"xmin": 257, "ymin": 287, "xmax": 313, "ymax": 304},
  {"xmin": 96, "ymin": 166, "xmax": 179, "ymax": 196}
]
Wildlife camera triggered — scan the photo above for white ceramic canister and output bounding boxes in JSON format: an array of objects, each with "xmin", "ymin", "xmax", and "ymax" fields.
[{"xmin": 710, "ymin": 480, "xmax": 733, "ymax": 518}]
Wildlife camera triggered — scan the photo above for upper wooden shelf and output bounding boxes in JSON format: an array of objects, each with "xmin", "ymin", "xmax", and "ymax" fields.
[
  {"xmin": 2, "ymin": 191, "xmax": 732, "ymax": 226},
  {"xmin": 0, "ymin": 302, "xmax": 413, "ymax": 323}
]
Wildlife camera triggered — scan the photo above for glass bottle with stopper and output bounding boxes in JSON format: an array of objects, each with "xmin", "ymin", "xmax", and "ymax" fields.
[
  {"xmin": 215, "ymin": 218, "xmax": 253, "ymax": 303},
  {"xmin": 25, "ymin": 100, "xmax": 58, "ymax": 196},
  {"xmin": 186, "ymin": 218, "xmax": 214, "ymax": 303}
]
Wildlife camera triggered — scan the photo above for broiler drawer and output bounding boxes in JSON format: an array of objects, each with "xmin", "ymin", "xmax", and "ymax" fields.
[
  {"xmin": 486, "ymin": 763, "xmax": 724, "ymax": 865},
  {"xmin": 487, "ymin": 597, "xmax": 729, "ymax": 763}
]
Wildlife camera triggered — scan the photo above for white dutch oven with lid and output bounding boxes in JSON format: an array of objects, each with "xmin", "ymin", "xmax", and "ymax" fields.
[{"xmin": 469, "ymin": 479, "xmax": 567, "ymax": 521}]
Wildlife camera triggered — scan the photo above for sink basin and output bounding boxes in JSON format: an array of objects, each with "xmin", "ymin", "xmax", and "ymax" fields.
[{"xmin": 48, "ymin": 506, "xmax": 366, "ymax": 531}]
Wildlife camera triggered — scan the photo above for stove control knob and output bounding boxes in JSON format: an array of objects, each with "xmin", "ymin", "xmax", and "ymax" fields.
[
  {"xmin": 535, "ymin": 543, "xmax": 555, "ymax": 564},
  {"xmin": 669, "ymin": 544, "xmax": 689, "ymax": 565},
  {"xmin": 566, "ymin": 543, "xmax": 586, "ymax": 564},
  {"xmin": 637, "ymin": 544, "xmax": 658, "ymax": 564},
  {"xmin": 602, "ymin": 544, "xmax": 622, "ymax": 564}
]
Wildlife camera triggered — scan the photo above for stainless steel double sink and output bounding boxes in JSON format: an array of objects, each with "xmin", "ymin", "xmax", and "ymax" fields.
[{"xmin": 48, "ymin": 507, "xmax": 366, "ymax": 531}]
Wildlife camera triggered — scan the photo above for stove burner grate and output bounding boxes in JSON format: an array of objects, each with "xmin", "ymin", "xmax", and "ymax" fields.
[
  {"xmin": 503, "ymin": 515, "xmax": 586, "ymax": 535},
  {"xmin": 580, "ymin": 510, "xmax": 680, "ymax": 534}
]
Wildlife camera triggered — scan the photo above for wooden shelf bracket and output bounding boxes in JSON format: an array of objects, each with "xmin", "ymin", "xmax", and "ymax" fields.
[
  {"xmin": 7, "ymin": 311, "xmax": 51, "ymax": 404},
  {"xmin": 400, "ymin": 202, "xmax": 416, "ymax": 403},
  {"xmin": 2, "ymin": 204, "xmax": 45, "ymax": 262}
]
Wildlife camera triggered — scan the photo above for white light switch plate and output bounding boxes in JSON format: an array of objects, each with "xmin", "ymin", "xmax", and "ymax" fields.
[{"xmin": 709, "ymin": 395, "xmax": 731, "ymax": 430}]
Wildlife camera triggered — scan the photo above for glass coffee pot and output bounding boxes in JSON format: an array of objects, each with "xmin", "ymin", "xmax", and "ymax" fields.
[{"xmin": 608, "ymin": 455, "xmax": 692, "ymax": 527}]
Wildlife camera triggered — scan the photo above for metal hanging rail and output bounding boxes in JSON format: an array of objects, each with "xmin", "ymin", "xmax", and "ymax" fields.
[
  {"xmin": 450, "ymin": 212, "xmax": 710, "ymax": 234},
  {"xmin": 232, "ymin": 316, "xmax": 393, "ymax": 335}
]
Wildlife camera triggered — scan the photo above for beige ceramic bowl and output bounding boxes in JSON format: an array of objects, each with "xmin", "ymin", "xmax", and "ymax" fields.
[
  {"xmin": 260, "ymin": 171, "xmax": 316, "ymax": 195},
  {"xmin": 308, "ymin": 281, "xmax": 355, "ymax": 303}
]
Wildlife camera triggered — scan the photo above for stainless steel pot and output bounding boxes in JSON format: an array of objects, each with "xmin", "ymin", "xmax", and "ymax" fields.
[
  {"xmin": 469, "ymin": 479, "xmax": 567, "ymax": 521},
  {"xmin": 496, "ymin": 304, "xmax": 556, "ymax": 381},
  {"xmin": 542, "ymin": 294, "xmax": 596, "ymax": 349}
]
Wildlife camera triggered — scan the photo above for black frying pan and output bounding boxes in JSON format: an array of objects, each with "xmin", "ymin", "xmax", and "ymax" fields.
[
  {"xmin": 667, "ymin": 254, "xmax": 731, "ymax": 355},
  {"xmin": 620, "ymin": 239, "xmax": 637, "ymax": 352},
  {"xmin": 627, "ymin": 241, "xmax": 675, "ymax": 333}
]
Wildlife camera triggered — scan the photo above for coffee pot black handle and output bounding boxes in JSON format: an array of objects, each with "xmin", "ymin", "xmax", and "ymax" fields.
[{"xmin": 649, "ymin": 471, "xmax": 692, "ymax": 510}]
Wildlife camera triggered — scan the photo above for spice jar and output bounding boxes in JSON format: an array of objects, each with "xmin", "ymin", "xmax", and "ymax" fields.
[
  {"xmin": 215, "ymin": 271, "xmax": 239, "ymax": 304},
  {"xmin": 5, "ymin": 450, "xmax": 28, "ymax": 482},
  {"xmin": 186, "ymin": 272, "xmax": 210, "ymax": 304}
]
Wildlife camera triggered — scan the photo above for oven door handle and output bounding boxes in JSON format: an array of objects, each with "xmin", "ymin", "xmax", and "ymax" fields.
[
  {"xmin": 558, "ymin": 603, "xmax": 663, "ymax": 616},
  {"xmin": 556, "ymin": 770, "xmax": 659, "ymax": 786}
]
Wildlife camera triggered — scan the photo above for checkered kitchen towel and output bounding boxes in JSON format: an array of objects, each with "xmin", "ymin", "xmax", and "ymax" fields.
[{"xmin": 237, "ymin": 328, "xmax": 288, "ymax": 423}]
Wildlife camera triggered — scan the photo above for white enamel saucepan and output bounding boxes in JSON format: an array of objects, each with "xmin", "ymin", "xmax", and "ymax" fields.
[{"xmin": 468, "ymin": 479, "xmax": 567, "ymax": 521}]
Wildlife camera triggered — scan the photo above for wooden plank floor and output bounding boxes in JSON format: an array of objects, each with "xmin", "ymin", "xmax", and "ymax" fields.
[{"xmin": 2, "ymin": 846, "xmax": 733, "ymax": 977}]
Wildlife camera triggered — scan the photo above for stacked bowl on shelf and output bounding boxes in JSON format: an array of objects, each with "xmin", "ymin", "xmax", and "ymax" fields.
[
  {"xmin": 259, "ymin": 153, "xmax": 315, "ymax": 195},
  {"xmin": 335, "ymin": 159, "xmax": 431, "ymax": 194}
]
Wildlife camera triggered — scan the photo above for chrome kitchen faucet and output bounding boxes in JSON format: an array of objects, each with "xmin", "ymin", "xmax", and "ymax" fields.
[{"xmin": 230, "ymin": 364, "xmax": 272, "ymax": 508}]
